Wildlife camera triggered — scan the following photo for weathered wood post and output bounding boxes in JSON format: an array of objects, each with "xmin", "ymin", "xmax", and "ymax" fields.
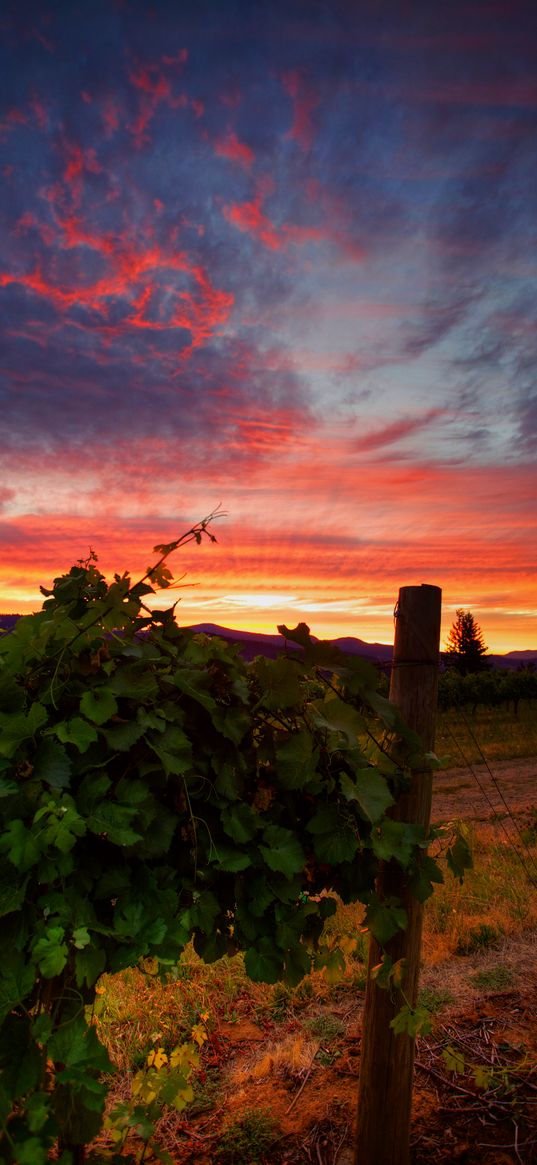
[{"xmin": 354, "ymin": 584, "xmax": 442, "ymax": 1165}]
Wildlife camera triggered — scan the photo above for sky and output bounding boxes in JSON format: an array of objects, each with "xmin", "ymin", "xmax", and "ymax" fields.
[{"xmin": 1, "ymin": 0, "xmax": 536, "ymax": 652}]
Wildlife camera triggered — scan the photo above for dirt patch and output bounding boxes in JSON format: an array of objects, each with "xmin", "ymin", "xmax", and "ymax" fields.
[{"xmin": 432, "ymin": 755, "xmax": 536, "ymax": 825}]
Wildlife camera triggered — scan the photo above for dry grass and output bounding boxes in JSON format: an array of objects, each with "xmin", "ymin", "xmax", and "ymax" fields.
[
  {"xmin": 93, "ymin": 950, "xmax": 272, "ymax": 1070},
  {"xmin": 423, "ymin": 822, "xmax": 537, "ymax": 963}
]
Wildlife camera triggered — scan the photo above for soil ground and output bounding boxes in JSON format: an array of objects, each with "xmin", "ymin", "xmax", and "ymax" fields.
[
  {"xmin": 98, "ymin": 757, "xmax": 537, "ymax": 1165},
  {"xmin": 432, "ymin": 755, "xmax": 536, "ymax": 826}
]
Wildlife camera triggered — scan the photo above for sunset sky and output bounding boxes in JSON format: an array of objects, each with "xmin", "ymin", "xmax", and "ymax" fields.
[{"xmin": 1, "ymin": 1, "xmax": 536, "ymax": 651}]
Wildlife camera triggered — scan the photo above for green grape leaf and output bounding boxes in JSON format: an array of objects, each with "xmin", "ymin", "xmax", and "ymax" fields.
[
  {"xmin": 310, "ymin": 696, "xmax": 365, "ymax": 746},
  {"xmin": 80, "ymin": 687, "xmax": 118, "ymax": 725},
  {"xmin": 72, "ymin": 926, "xmax": 91, "ymax": 950},
  {"xmin": 275, "ymin": 731, "xmax": 318, "ymax": 789},
  {"xmin": 307, "ymin": 805, "xmax": 358, "ymax": 863},
  {"xmin": 171, "ymin": 667, "xmax": 216, "ymax": 713},
  {"xmin": 362, "ymin": 897, "xmax": 407, "ymax": 944},
  {"xmin": 366, "ymin": 690, "xmax": 405, "ymax": 732},
  {"xmin": 277, "ymin": 622, "xmax": 312, "ymax": 650},
  {"xmin": 259, "ymin": 825, "xmax": 305, "ymax": 876},
  {"xmin": 443, "ymin": 1045, "xmax": 465, "ymax": 1075},
  {"xmin": 75, "ymin": 945, "xmax": 106, "ymax": 988},
  {"xmin": 0, "ymin": 867, "xmax": 28, "ymax": 917},
  {"xmin": 251, "ymin": 656, "xmax": 302, "ymax": 710},
  {"xmin": 244, "ymin": 939, "xmax": 284, "ymax": 983},
  {"xmin": 212, "ymin": 845, "xmax": 252, "ymax": 872},
  {"xmin": 473, "ymin": 1065, "xmax": 494, "ymax": 1090},
  {"xmin": 0, "ymin": 775, "xmax": 18, "ymax": 797},
  {"xmin": 243, "ymin": 878, "xmax": 275, "ymax": 918},
  {"xmin": 87, "ymin": 802, "xmax": 143, "ymax": 846},
  {"xmin": 108, "ymin": 663, "xmax": 159, "ymax": 701},
  {"xmin": 148, "ymin": 727, "xmax": 192, "ymax": 776},
  {"xmin": 10, "ymin": 1136, "xmax": 48, "ymax": 1165},
  {"xmin": 408, "ymin": 854, "xmax": 444, "ymax": 902},
  {"xmin": 33, "ymin": 739, "xmax": 72, "ymax": 789},
  {"xmin": 53, "ymin": 717, "xmax": 98, "ymax": 753},
  {"xmin": 340, "ymin": 768, "xmax": 395, "ymax": 823},
  {"xmin": 221, "ymin": 802, "xmax": 259, "ymax": 843},
  {"xmin": 26, "ymin": 1090, "xmax": 51, "ymax": 1134},
  {"xmin": 42, "ymin": 804, "xmax": 86, "ymax": 853},
  {"xmin": 48, "ymin": 1014, "xmax": 111, "ymax": 1072},
  {"xmin": 0, "ymin": 956, "xmax": 35, "ymax": 1022},
  {"xmin": 33, "ymin": 926, "xmax": 68, "ymax": 978},
  {"xmin": 188, "ymin": 891, "xmax": 220, "ymax": 934},
  {"xmin": 283, "ymin": 943, "xmax": 312, "ymax": 987},
  {"xmin": 371, "ymin": 820, "xmax": 414, "ymax": 864},
  {"xmin": 0, "ymin": 703, "xmax": 47, "ymax": 758},
  {"xmin": 446, "ymin": 829, "xmax": 473, "ymax": 882},
  {"xmin": 0, "ymin": 819, "xmax": 41, "ymax": 871},
  {"xmin": 390, "ymin": 1003, "xmax": 432, "ymax": 1038},
  {"xmin": 0, "ymin": 673, "xmax": 26, "ymax": 714},
  {"xmin": 76, "ymin": 771, "xmax": 112, "ymax": 814},
  {"xmin": 103, "ymin": 718, "xmax": 146, "ymax": 751}
]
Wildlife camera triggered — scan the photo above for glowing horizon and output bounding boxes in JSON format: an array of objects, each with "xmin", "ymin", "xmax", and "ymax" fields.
[{"xmin": 1, "ymin": 3, "xmax": 536, "ymax": 654}]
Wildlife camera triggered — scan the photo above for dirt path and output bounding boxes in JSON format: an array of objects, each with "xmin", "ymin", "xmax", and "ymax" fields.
[{"xmin": 432, "ymin": 754, "xmax": 536, "ymax": 824}]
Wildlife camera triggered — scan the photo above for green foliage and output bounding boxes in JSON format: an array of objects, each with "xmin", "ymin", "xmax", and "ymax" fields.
[
  {"xmin": 214, "ymin": 1108, "xmax": 277, "ymax": 1164},
  {"xmin": 438, "ymin": 666, "xmax": 537, "ymax": 713},
  {"xmin": 0, "ymin": 513, "xmax": 445, "ymax": 1159},
  {"xmin": 445, "ymin": 824, "xmax": 473, "ymax": 883},
  {"xmin": 389, "ymin": 1002, "xmax": 432, "ymax": 1038},
  {"xmin": 470, "ymin": 965, "xmax": 513, "ymax": 991}
]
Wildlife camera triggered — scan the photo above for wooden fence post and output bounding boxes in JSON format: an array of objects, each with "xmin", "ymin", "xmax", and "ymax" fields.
[{"xmin": 354, "ymin": 584, "xmax": 442, "ymax": 1165}]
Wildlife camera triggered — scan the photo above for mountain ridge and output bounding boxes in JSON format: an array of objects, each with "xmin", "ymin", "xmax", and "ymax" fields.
[{"xmin": 1, "ymin": 615, "xmax": 535, "ymax": 668}]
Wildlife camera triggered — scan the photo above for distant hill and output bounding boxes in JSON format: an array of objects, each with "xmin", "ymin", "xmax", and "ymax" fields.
[
  {"xmin": 1, "ymin": 614, "xmax": 535, "ymax": 669},
  {"xmin": 188, "ymin": 623, "xmax": 394, "ymax": 665},
  {"xmin": 0, "ymin": 614, "xmax": 20, "ymax": 633}
]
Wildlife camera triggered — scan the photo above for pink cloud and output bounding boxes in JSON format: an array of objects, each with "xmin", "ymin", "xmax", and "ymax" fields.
[
  {"xmin": 102, "ymin": 97, "xmax": 121, "ymax": 137},
  {"xmin": 214, "ymin": 131, "xmax": 254, "ymax": 169},
  {"xmin": 162, "ymin": 49, "xmax": 188, "ymax": 66},
  {"xmin": 223, "ymin": 194, "xmax": 282, "ymax": 250},
  {"xmin": 14, "ymin": 212, "xmax": 56, "ymax": 247},
  {"xmin": 2, "ymin": 216, "xmax": 234, "ymax": 350},
  {"xmin": 350, "ymin": 411, "xmax": 446, "ymax": 453},
  {"xmin": 0, "ymin": 107, "xmax": 28, "ymax": 139},
  {"xmin": 223, "ymin": 188, "xmax": 360, "ymax": 258},
  {"xmin": 127, "ymin": 57, "xmax": 190, "ymax": 145},
  {"xmin": 282, "ymin": 69, "xmax": 318, "ymax": 151},
  {"xmin": 29, "ymin": 94, "xmax": 48, "ymax": 129}
]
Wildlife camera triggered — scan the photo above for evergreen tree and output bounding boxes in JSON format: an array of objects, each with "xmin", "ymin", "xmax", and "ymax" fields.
[{"xmin": 444, "ymin": 608, "xmax": 489, "ymax": 674}]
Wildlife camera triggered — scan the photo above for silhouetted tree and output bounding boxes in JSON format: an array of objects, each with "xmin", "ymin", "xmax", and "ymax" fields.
[{"xmin": 444, "ymin": 609, "xmax": 489, "ymax": 675}]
